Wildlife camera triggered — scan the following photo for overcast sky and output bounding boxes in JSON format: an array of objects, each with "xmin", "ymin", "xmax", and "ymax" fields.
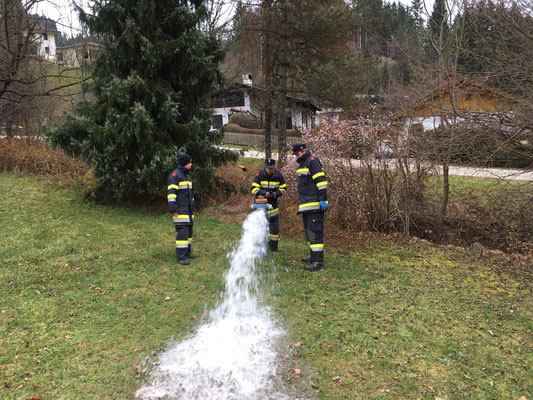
[{"xmin": 34, "ymin": 0, "xmax": 435, "ymax": 36}]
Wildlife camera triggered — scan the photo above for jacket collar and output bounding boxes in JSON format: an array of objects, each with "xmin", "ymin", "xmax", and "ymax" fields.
[
  {"xmin": 297, "ymin": 151, "xmax": 312, "ymax": 164},
  {"xmin": 178, "ymin": 166, "xmax": 190, "ymax": 174}
]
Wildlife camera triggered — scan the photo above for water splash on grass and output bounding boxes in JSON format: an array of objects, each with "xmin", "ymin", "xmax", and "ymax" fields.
[{"xmin": 136, "ymin": 210, "xmax": 291, "ymax": 400}]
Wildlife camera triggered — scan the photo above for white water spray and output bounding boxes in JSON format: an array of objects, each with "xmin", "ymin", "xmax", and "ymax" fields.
[{"xmin": 136, "ymin": 210, "xmax": 291, "ymax": 400}]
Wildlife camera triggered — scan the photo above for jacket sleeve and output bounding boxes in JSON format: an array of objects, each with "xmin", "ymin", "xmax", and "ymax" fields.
[
  {"xmin": 275, "ymin": 172, "xmax": 286, "ymax": 198},
  {"xmin": 251, "ymin": 172, "xmax": 267, "ymax": 197},
  {"xmin": 167, "ymin": 173, "xmax": 180, "ymax": 214},
  {"xmin": 309, "ymin": 158, "xmax": 328, "ymax": 202},
  {"xmin": 191, "ymin": 184, "xmax": 196, "ymax": 215}
]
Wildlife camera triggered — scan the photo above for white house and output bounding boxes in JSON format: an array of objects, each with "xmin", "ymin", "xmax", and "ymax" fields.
[
  {"xmin": 29, "ymin": 15, "xmax": 59, "ymax": 62},
  {"xmin": 211, "ymin": 77, "xmax": 319, "ymax": 131},
  {"xmin": 56, "ymin": 42, "xmax": 103, "ymax": 67}
]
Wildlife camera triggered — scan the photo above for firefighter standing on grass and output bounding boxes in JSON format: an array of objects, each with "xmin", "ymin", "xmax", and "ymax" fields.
[
  {"xmin": 251, "ymin": 158, "xmax": 287, "ymax": 252},
  {"xmin": 168, "ymin": 154, "xmax": 197, "ymax": 265},
  {"xmin": 292, "ymin": 143, "xmax": 328, "ymax": 271}
]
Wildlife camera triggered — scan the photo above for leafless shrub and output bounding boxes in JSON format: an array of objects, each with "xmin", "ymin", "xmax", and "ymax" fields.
[{"xmin": 280, "ymin": 118, "xmax": 431, "ymax": 236}]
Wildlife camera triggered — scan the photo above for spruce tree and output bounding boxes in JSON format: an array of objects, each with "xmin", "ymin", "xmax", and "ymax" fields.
[
  {"xmin": 427, "ymin": 0, "xmax": 449, "ymax": 60},
  {"xmin": 47, "ymin": 0, "xmax": 236, "ymax": 201}
]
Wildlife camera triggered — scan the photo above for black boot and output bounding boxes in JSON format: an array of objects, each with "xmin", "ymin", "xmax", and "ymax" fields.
[
  {"xmin": 304, "ymin": 261, "xmax": 324, "ymax": 271},
  {"xmin": 187, "ymin": 253, "xmax": 198, "ymax": 259},
  {"xmin": 301, "ymin": 257, "xmax": 311, "ymax": 263},
  {"xmin": 178, "ymin": 259, "xmax": 190, "ymax": 266}
]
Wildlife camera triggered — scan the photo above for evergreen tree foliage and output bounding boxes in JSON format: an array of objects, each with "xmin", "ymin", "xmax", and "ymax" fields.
[
  {"xmin": 410, "ymin": 0, "xmax": 424, "ymax": 31},
  {"xmin": 427, "ymin": 0, "xmax": 450, "ymax": 60},
  {"xmin": 47, "ymin": 0, "xmax": 236, "ymax": 202},
  {"xmin": 458, "ymin": 0, "xmax": 533, "ymax": 96},
  {"xmin": 288, "ymin": 0, "xmax": 372, "ymax": 107}
]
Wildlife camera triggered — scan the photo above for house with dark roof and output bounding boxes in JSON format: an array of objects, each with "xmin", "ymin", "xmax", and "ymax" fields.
[
  {"xmin": 211, "ymin": 75, "xmax": 320, "ymax": 132},
  {"xmin": 29, "ymin": 15, "xmax": 60, "ymax": 62}
]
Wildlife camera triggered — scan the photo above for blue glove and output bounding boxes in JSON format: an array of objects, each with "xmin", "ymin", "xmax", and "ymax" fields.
[{"xmin": 319, "ymin": 201, "xmax": 328, "ymax": 211}]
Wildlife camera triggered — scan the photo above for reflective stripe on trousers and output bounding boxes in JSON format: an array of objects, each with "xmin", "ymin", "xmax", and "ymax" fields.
[
  {"xmin": 175, "ymin": 224, "xmax": 193, "ymax": 262},
  {"xmin": 302, "ymin": 212, "xmax": 324, "ymax": 262},
  {"xmin": 268, "ymin": 215, "xmax": 279, "ymax": 250}
]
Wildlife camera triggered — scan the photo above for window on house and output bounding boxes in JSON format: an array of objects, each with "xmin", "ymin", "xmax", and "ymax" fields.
[
  {"xmin": 302, "ymin": 113, "xmax": 308, "ymax": 127},
  {"xmin": 57, "ymin": 53, "xmax": 63, "ymax": 62},
  {"xmin": 84, "ymin": 52, "xmax": 89, "ymax": 59},
  {"xmin": 45, "ymin": 47, "xmax": 49, "ymax": 54},
  {"xmin": 212, "ymin": 115, "xmax": 223, "ymax": 129},
  {"xmin": 43, "ymin": 33, "xmax": 48, "ymax": 41},
  {"xmin": 286, "ymin": 116, "xmax": 293, "ymax": 129}
]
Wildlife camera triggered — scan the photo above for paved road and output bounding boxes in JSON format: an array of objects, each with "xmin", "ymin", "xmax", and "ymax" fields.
[{"xmin": 225, "ymin": 147, "xmax": 533, "ymax": 182}]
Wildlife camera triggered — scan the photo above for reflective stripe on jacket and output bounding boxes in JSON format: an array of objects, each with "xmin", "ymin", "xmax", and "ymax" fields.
[
  {"xmin": 168, "ymin": 166, "xmax": 196, "ymax": 225},
  {"xmin": 296, "ymin": 151, "xmax": 328, "ymax": 214}
]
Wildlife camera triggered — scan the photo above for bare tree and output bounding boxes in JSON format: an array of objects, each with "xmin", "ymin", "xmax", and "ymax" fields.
[{"xmin": 0, "ymin": 0, "xmax": 89, "ymax": 136}]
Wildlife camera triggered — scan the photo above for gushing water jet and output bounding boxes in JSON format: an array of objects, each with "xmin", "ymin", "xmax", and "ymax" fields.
[{"xmin": 136, "ymin": 209, "xmax": 292, "ymax": 400}]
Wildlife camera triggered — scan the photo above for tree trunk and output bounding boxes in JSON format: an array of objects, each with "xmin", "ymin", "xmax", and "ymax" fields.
[
  {"xmin": 441, "ymin": 161, "xmax": 449, "ymax": 219},
  {"xmin": 277, "ymin": 0, "xmax": 289, "ymax": 168},
  {"xmin": 264, "ymin": 96, "xmax": 273, "ymax": 158},
  {"xmin": 262, "ymin": 0, "xmax": 273, "ymax": 158}
]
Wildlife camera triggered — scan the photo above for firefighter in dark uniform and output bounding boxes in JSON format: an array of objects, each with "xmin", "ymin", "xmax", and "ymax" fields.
[
  {"xmin": 292, "ymin": 143, "xmax": 328, "ymax": 271},
  {"xmin": 251, "ymin": 158, "xmax": 287, "ymax": 252},
  {"xmin": 168, "ymin": 154, "xmax": 197, "ymax": 265}
]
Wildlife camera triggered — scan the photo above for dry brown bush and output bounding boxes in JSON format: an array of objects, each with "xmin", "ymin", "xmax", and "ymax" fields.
[
  {"xmin": 229, "ymin": 113, "xmax": 260, "ymax": 129},
  {"xmin": 0, "ymin": 138, "xmax": 96, "ymax": 188},
  {"xmin": 226, "ymin": 122, "xmax": 301, "ymax": 137}
]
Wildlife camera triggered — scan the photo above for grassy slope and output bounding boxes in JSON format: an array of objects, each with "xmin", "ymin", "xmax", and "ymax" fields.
[
  {"xmin": 0, "ymin": 174, "xmax": 235, "ymax": 399},
  {"xmin": 1, "ymin": 174, "xmax": 531, "ymax": 399}
]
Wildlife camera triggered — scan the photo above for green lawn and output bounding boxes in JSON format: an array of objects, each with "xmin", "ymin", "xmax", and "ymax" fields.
[{"xmin": 1, "ymin": 174, "xmax": 531, "ymax": 399}]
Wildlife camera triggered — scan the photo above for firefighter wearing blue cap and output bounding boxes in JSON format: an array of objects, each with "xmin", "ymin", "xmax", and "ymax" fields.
[
  {"xmin": 251, "ymin": 158, "xmax": 286, "ymax": 251},
  {"xmin": 168, "ymin": 154, "xmax": 196, "ymax": 265},
  {"xmin": 292, "ymin": 143, "xmax": 328, "ymax": 271}
]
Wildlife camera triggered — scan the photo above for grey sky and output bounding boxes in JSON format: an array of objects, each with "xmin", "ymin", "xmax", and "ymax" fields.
[
  {"xmin": 32, "ymin": 0, "xmax": 88, "ymax": 35},
  {"xmin": 35, "ymin": 0, "xmax": 436, "ymax": 36}
]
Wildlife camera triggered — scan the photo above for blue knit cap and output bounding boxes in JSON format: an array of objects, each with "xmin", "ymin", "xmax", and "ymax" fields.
[{"xmin": 178, "ymin": 153, "xmax": 192, "ymax": 166}]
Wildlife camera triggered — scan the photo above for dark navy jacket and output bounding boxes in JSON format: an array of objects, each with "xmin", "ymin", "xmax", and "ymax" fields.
[
  {"xmin": 296, "ymin": 151, "xmax": 328, "ymax": 213},
  {"xmin": 167, "ymin": 166, "xmax": 196, "ymax": 225}
]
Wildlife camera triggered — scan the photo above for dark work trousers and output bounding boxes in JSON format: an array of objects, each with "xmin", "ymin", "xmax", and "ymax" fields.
[
  {"xmin": 302, "ymin": 211, "xmax": 324, "ymax": 262},
  {"xmin": 268, "ymin": 215, "xmax": 280, "ymax": 250},
  {"xmin": 175, "ymin": 224, "xmax": 193, "ymax": 261}
]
